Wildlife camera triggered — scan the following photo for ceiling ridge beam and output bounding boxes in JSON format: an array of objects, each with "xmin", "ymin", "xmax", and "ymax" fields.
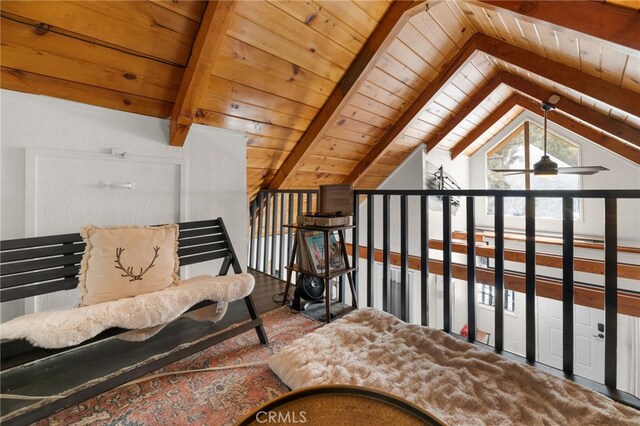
[
  {"xmin": 425, "ymin": 71, "xmax": 507, "ymax": 151},
  {"xmin": 435, "ymin": 71, "xmax": 639, "ymax": 156},
  {"xmin": 450, "ymin": 94, "xmax": 520, "ymax": 159},
  {"xmin": 450, "ymin": 93, "xmax": 640, "ymax": 164},
  {"xmin": 501, "ymin": 73, "xmax": 640, "ymax": 148},
  {"xmin": 476, "ymin": 33, "xmax": 640, "ymax": 117},
  {"xmin": 266, "ymin": 1, "xmax": 422, "ymax": 189},
  {"xmin": 474, "ymin": 1, "xmax": 640, "ymax": 52},
  {"xmin": 515, "ymin": 94, "xmax": 640, "ymax": 165},
  {"xmin": 343, "ymin": 33, "xmax": 480, "ymax": 186},
  {"xmin": 169, "ymin": 1, "xmax": 237, "ymax": 147}
]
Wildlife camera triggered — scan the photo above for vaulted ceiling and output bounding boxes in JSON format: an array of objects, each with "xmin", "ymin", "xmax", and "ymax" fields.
[{"xmin": 2, "ymin": 1, "xmax": 639, "ymax": 200}]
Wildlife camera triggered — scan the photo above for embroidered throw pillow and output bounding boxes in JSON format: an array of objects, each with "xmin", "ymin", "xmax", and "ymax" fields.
[{"xmin": 79, "ymin": 224, "xmax": 179, "ymax": 306}]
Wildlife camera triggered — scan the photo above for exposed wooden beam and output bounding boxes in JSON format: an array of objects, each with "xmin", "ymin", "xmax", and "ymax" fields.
[
  {"xmin": 450, "ymin": 94, "xmax": 521, "ymax": 158},
  {"xmin": 502, "ymin": 73, "xmax": 640, "ymax": 147},
  {"xmin": 1, "ymin": 66, "xmax": 172, "ymax": 118},
  {"xmin": 427, "ymin": 239, "xmax": 640, "ymax": 280},
  {"xmin": 344, "ymin": 34, "xmax": 479, "ymax": 186},
  {"xmin": 516, "ymin": 94, "xmax": 640, "ymax": 164},
  {"xmin": 267, "ymin": 1, "xmax": 420, "ymax": 189},
  {"xmin": 476, "ymin": 1, "xmax": 640, "ymax": 52},
  {"xmin": 169, "ymin": 1, "xmax": 237, "ymax": 147},
  {"xmin": 346, "ymin": 243, "xmax": 640, "ymax": 318},
  {"xmin": 476, "ymin": 34, "xmax": 640, "ymax": 117},
  {"xmin": 451, "ymin": 93, "xmax": 640, "ymax": 163},
  {"xmin": 425, "ymin": 72, "xmax": 503, "ymax": 151},
  {"xmin": 453, "ymin": 230, "xmax": 640, "ymax": 255},
  {"xmin": 439, "ymin": 72, "xmax": 639, "ymax": 156}
]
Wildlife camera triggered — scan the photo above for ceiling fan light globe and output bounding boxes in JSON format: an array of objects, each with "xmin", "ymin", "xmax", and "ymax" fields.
[{"xmin": 533, "ymin": 155, "xmax": 558, "ymax": 176}]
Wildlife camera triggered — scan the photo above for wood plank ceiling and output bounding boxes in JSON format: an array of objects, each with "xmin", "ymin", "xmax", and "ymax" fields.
[{"xmin": 1, "ymin": 1, "xmax": 638, "ymax": 200}]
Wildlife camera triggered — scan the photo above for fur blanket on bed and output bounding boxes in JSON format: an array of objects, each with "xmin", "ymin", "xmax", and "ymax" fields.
[
  {"xmin": 269, "ymin": 308, "xmax": 640, "ymax": 425},
  {"xmin": 0, "ymin": 274, "xmax": 254, "ymax": 349}
]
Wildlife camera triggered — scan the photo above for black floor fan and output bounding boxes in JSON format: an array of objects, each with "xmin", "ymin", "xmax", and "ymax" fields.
[{"xmin": 292, "ymin": 274, "xmax": 325, "ymax": 312}]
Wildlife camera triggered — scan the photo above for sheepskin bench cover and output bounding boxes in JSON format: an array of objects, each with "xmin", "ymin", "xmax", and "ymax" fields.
[
  {"xmin": 0, "ymin": 273, "xmax": 254, "ymax": 349},
  {"xmin": 269, "ymin": 308, "xmax": 640, "ymax": 425}
]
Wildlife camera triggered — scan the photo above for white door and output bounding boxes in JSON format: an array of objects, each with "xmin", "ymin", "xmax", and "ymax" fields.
[{"xmin": 538, "ymin": 298, "xmax": 605, "ymax": 383}]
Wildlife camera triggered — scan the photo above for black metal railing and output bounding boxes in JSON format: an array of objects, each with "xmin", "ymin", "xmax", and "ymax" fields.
[
  {"xmin": 249, "ymin": 187, "xmax": 640, "ymax": 406},
  {"xmin": 352, "ymin": 188, "xmax": 639, "ymax": 407}
]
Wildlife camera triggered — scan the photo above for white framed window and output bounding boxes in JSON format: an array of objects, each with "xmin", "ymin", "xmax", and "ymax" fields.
[
  {"xmin": 486, "ymin": 121, "xmax": 582, "ymax": 220},
  {"xmin": 478, "ymin": 284, "xmax": 515, "ymax": 312}
]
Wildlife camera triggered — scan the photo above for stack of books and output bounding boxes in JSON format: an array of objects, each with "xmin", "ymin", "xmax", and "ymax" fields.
[{"xmin": 298, "ymin": 231, "xmax": 345, "ymax": 275}]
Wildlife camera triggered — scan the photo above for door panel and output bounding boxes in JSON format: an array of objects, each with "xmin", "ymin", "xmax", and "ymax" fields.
[{"xmin": 538, "ymin": 298, "xmax": 605, "ymax": 383}]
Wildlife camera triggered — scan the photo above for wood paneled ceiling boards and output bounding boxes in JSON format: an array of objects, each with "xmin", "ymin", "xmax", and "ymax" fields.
[{"xmin": 1, "ymin": 0, "xmax": 638, "ymax": 198}]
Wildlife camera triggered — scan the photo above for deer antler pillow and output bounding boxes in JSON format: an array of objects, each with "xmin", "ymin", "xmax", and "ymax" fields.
[{"xmin": 79, "ymin": 224, "xmax": 179, "ymax": 306}]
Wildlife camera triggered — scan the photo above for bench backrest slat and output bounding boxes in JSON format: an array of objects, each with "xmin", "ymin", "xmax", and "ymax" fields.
[
  {"xmin": 0, "ymin": 233, "xmax": 83, "ymax": 251},
  {"xmin": 0, "ymin": 218, "xmax": 239, "ymax": 302}
]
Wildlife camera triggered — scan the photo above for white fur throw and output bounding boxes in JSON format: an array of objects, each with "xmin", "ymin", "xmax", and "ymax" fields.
[
  {"xmin": 270, "ymin": 308, "xmax": 640, "ymax": 425},
  {"xmin": 0, "ymin": 274, "xmax": 254, "ymax": 349}
]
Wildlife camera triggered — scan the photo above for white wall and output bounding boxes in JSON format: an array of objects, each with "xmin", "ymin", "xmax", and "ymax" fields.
[{"xmin": 1, "ymin": 90, "xmax": 248, "ymax": 320}]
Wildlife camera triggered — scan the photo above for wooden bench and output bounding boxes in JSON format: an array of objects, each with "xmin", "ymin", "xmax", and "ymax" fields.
[{"xmin": 0, "ymin": 218, "xmax": 268, "ymax": 425}]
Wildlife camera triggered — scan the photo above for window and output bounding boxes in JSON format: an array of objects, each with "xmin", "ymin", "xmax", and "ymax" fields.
[
  {"xmin": 486, "ymin": 122, "xmax": 581, "ymax": 219},
  {"xmin": 478, "ymin": 284, "xmax": 515, "ymax": 312}
]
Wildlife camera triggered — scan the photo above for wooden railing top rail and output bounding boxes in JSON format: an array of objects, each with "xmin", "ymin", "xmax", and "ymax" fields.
[
  {"xmin": 346, "ymin": 243, "xmax": 640, "ymax": 318},
  {"xmin": 452, "ymin": 231, "xmax": 640, "ymax": 255}
]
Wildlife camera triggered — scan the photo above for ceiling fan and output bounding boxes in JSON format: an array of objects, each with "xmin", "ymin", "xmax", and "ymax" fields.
[{"xmin": 491, "ymin": 95, "xmax": 609, "ymax": 176}]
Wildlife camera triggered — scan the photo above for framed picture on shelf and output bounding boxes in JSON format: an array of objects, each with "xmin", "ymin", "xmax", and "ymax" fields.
[{"xmin": 300, "ymin": 231, "xmax": 344, "ymax": 275}]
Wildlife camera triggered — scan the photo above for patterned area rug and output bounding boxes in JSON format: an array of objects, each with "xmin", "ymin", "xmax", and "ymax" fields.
[{"xmin": 36, "ymin": 308, "xmax": 321, "ymax": 426}]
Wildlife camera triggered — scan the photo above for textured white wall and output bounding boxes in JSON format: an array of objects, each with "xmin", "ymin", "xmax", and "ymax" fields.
[{"xmin": 1, "ymin": 90, "xmax": 248, "ymax": 319}]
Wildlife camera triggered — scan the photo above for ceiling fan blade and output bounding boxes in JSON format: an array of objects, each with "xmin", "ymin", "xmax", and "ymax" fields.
[
  {"xmin": 491, "ymin": 169, "xmax": 535, "ymax": 173},
  {"xmin": 557, "ymin": 166, "xmax": 609, "ymax": 175}
]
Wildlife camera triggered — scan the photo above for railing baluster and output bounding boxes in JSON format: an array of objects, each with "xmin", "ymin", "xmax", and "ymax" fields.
[
  {"xmin": 400, "ymin": 195, "xmax": 409, "ymax": 322},
  {"xmin": 466, "ymin": 197, "xmax": 476, "ymax": 343},
  {"xmin": 367, "ymin": 194, "xmax": 375, "ymax": 308},
  {"xmin": 420, "ymin": 195, "xmax": 429, "ymax": 327},
  {"xmin": 271, "ymin": 193, "xmax": 278, "ymax": 277},
  {"xmin": 352, "ymin": 192, "xmax": 359, "ymax": 308},
  {"xmin": 287, "ymin": 193, "xmax": 294, "ymax": 277},
  {"xmin": 249, "ymin": 199, "xmax": 256, "ymax": 269},
  {"xmin": 525, "ymin": 195, "xmax": 536, "ymax": 363},
  {"xmin": 562, "ymin": 196, "xmax": 574, "ymax": 375},
  {"xmin": 494, "ymin": 196, "xmax": 505, "ymax": 352},
  {"xmin": 264, "ymin": 193, "xmax": 271, "ymax": 272},
  {"xmin": 306, "ymin": 192, "xmax": 313, "ymax": 213},
  {"xmin": 256, "ymin": 191, "xmax": 264, "ymax": 273},
  {"xmin": 604, "ymin": 197, "xmax": 618, "ymax": 388},
  {"xmin": 382, "ymin": 194, "xmax": 390, "ymax": 312},
  {"xmin": 443, "ymin": 196, "xmax": 451, "ymax": 333},
  {"xmin": 279, "ymin": 193, "xmax": 285, "ymax": 279}
]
